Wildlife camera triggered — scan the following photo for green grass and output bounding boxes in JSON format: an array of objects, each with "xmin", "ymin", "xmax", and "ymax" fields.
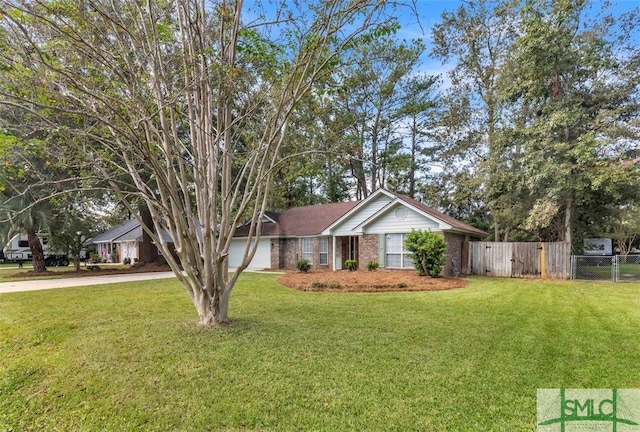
[
  {"xmin": 575, "ymin": 263, "xmax": 640, "ymax": 281},
  {"xmin": 2, "ymin": 275, "xmax": 640, "ymax": 431}
]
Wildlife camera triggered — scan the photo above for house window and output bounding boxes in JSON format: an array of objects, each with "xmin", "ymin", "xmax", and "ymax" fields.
[
  {"xmin": 18, "ymin": 240, "xmax": 29, "ymax": 248},
  {"xmin": 386, "ymin": 233, "xmax": 413, "ymax": 268},
  {"xmin": 302, "ymin": 238, "xmax": 313, "ymax": 263},
  {"xmin": 319, "ymin": 237, "xmax": 328, "ymax": 265}
]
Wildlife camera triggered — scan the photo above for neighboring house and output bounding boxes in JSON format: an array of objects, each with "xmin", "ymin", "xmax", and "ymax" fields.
[
  {"xmin": 90, "ymin": 219, "xmax": 139, "ymax": 262},
  {"xmin": 113, "ymin": 225, "xmax": 143, "ymax": 263},
  {"xmin": 91, "ymin": 219, "xmax": 176, "ymax": 263},
  {"xmin": 231, "ymin": 188, "xmax": 487, "ymax": 276}
]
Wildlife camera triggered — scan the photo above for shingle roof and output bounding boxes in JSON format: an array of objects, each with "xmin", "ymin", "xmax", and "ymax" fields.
[
  {"xmin": 113, "ymin": 225, "xmax": 142, "ymax": 242},
  {"xmin": 234, "ymin": 201, "xmax": 360, "ymax": 237},
  {"xmin": 277, "ymin": 201, "xmax": 360, "ymax": 236},
  {"xmin": 90, "ymin": 219, "xmax": 139, "ymax": 243},
  {"xmin": 112, "ymin": 225, "xmax": 174, "ymax": 243}
]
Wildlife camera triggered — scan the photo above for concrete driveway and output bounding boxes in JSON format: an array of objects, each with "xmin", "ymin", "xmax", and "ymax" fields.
[{"xmin": 0, "ymin": 271, "xmax": 178, "ymax": 294}]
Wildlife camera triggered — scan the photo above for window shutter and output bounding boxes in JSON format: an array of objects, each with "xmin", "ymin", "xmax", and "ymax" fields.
[{"xmin": 378, "ymin": 234, "xmax": 385, "ymax": 268}]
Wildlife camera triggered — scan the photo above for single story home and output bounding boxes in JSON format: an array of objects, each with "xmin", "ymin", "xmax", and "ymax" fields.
[
  {"xmin": 91, "ymin": 219, "xmax": 173, "ymax": 263},
  {"xmin": 90, "ymin": 218, "xmax": 139, "ymax": 262},
  {"xmin": 231, "ymin": 188, "xmax": 487, "ymax": 276}
]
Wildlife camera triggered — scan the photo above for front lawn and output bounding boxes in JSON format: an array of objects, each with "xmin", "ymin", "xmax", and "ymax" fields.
[
  {"xmin": 0, "ymin": 263, "xmax": 156, "ymax": 282},
  {"xmin": 1, "ymin": 274, "xmax": 640, "ymax": 431}
]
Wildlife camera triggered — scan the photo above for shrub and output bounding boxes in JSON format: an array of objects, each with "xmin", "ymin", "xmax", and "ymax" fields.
[
  {"xmin": 311, "ymin": 282, "xmax": 341, "ymax": 289},
  {"xmin": 296, "ymin": 259, "xmax": 311, "ymax": 273},
  {"xmin": 345, "ymin": 260, "xmax": 357, "ymax": 271},
  {"xmin": 404, "ymin": 229, "xmax": 447, "ymax": 277},
  {"xmin": 366, "ymin": 261, "xmax": 379, "ymax": 271}
]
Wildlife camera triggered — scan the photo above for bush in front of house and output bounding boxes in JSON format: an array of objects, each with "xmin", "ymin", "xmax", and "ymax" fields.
[
  {"xmin": 345, "ymin": 260, "xmax": 357, "ymax": 271},
  {"xmin": 404, "ymin": 229, "xmax": 447, "ymax": 277},
  {"xmin": 296, "ymin": 259, "xmax": 311, "ymax": 273},
  {"xmin": 367, "ymin": 261, "xmax": 379, "ymax": 271},
  {"xmin": 89, "ymin": 252, "xmax": 101, "ymax": 264}
]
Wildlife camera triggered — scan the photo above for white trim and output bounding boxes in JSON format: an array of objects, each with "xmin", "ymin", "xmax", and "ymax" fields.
[
  {"xmin": 332, "ymin": 236, "xmax": 337, "ymax": 271},
  {"xmin": 385, "ymin": 233, "xmax": 413, "ymax": 269},
  {"xmin": 262, "ymin": 214, "xmax": 278, "ymax": 223},
  {"xmin": 301, "ymin": 237, "xmax": 313, "ymax": 262},
  {"xmin": 319, "ymin": 237, "xmax": 328, "ymax": 265}
]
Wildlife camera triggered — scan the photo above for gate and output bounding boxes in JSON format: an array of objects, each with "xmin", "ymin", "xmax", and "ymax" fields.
[
  {"xmin": 468, "ymin": 241, "xmax": 570, "ymax": 279},
  {"xmin": 571, "ymin": 255, "xmax": 640, "ymax": 282}
]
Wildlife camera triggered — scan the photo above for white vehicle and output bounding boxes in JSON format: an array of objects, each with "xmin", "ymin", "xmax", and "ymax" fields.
[
  {"xmin": 3, "ymin": 233, "xmax": 47, "ymax": 262},
  {"xmin": 2, "ymin": 233, "xmax": 86, "ymax": 266}
]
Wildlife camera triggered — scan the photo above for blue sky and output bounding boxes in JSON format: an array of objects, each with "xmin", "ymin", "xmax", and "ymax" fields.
[{"xmin": 397, "ymin": 0, "xmax": 639, "ymax": 79}]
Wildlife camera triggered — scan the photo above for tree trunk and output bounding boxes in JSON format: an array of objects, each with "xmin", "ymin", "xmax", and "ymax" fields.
[
  {"xmin": 27, "ymin": 228, "xmax": 47, "ymax": 272},
  {"xmin": 351, "ymin": 157, "xmax": 368, "ymax": 199},
  {"xmin": 139, "ymin": 203, "xmax": 159, "ymax": 264},
  {"xmin": 564, "ymin": 196, "xmax": 574, "ymax": 249},
  {"xmin": 194, "ymin": 285, "xmax": 232, "ymax": 326},
  {"xmin": 409, "ymin": 116, "xmax": 417, "ymax": 198}
]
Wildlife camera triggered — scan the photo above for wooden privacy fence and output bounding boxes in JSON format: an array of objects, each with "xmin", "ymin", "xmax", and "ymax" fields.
[{"xmin": 464, "ymin": 242, "xmax": 571, "ymax": 279}]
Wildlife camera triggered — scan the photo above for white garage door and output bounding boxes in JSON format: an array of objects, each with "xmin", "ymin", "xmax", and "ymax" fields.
[{"xmin": 228, "ymin": 238, "xmax": 271, "ymax": 269}]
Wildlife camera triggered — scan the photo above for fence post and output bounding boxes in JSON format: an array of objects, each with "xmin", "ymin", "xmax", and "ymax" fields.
[
  {"xmin": 540, "ymin": 242, "xmax": 546, "ymax": 280},
  {"xmin": 570, "ymin": 255, "xmax": 575, "ymax": 280}
]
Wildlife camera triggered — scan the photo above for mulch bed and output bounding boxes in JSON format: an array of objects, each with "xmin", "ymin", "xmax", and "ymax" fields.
[{"xmin": 277, "ymin": 269, "xmax": 468, "ymax": 292}]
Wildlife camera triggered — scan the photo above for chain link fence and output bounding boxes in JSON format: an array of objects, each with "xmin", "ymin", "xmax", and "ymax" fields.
[{"xmin": 571, "ymin": 255, "xmax": 640, "ymax": 282}]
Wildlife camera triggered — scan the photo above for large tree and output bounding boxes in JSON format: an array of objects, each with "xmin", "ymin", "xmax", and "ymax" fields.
[
  {"xmin": 0, "ymin": 0, "xmax": 396, "ymax": 325},
  {"xmin": 431, "ymin": 0, "xmax": 519, "ymax": 240},
  {"xmin": 428, "ymin": 0, "xmax": 640, "ymax": 244},
  {"xmin": 503, "ymin": 0, "xmax": 640, "ymax": 246},
  {"xmin": 334, "ymin": 33, "xmax": 426, "ymax": 198},
  {"xmin": 0, "ymin": 130, "xmax": 86, "ymax": 272}
]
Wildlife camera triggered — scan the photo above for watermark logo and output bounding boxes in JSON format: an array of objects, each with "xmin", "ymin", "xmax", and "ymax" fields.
[{"xmin": 538, "ymin": 389, "xmax": 640, "ymax": 431}]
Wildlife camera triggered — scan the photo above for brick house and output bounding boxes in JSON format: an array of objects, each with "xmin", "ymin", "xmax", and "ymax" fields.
[{"xmin": 230, "ymin": 188, "xmax": 487, "ymax": 276}]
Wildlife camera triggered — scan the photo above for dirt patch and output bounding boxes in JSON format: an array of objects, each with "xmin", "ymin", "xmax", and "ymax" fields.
[
  {"xmin": 10, "ymin": 262, "xmax": 173, "ymax": 279},
  {"xmin": 277, "ymin": 269, "xmax": 467, "ymax": 292}
]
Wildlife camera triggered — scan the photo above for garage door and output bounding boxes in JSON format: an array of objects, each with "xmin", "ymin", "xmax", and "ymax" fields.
[{"xmin": 228, "ymin": 238, "xmax": 271, "ymax": 269}]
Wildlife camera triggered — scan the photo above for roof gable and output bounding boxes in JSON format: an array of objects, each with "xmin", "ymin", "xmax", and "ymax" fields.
[
  {"xmin": 322, "ymin": 189, "xmax": 487, "ymax": 237},
  {"xmin": 93, "ymin": 218, "xmax": 178, "ymax": 244},
  {"xmin": 321, "ymin": 189, "xmax": 396, "ymax": 235},
  {"xmin": 356, "ymin": 200, "xmax": 447, "ymax": 233}
]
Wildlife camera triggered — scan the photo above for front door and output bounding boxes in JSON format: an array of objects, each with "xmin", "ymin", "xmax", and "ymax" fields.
[{"xmin": 341, "ymin": 236, "xmax": 358, "ymax": 268}]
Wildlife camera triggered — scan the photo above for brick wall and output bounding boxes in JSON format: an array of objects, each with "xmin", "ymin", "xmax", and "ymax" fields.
[
  {"xmin": 276, "ymin": 237, "xmax": 334, "ymax": 270},
  {"xmin": 360, "ymin": 234, "xmax": 378, "ymax": 268},
  {"xmin": 270, "ymin": 239, "xmax": 285, "ymax": 269},
  {"xmin": 270, "ymin": 232, "xmax": 472, "ymax": 274},
  {"xmin": 282, "ymin": 238, "xmax": 299, "ymax": 269}
]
